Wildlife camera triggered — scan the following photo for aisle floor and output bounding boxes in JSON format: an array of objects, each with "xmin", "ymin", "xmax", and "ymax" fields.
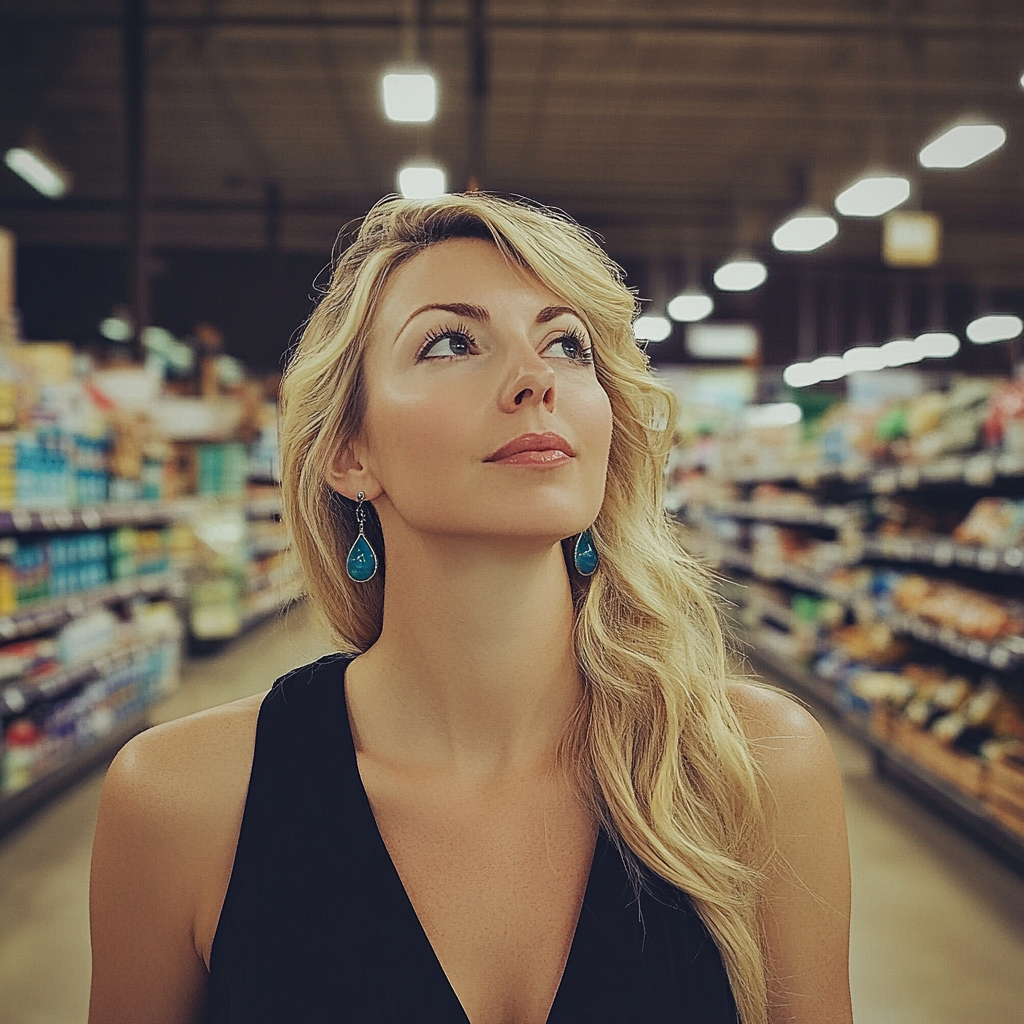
[{"xmin": 1, "ymin": 604, "xmax": 1023, "ymax": 1024}]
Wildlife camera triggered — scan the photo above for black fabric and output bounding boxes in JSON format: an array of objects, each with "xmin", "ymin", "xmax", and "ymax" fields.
[{"xmin": 203, "ymin": 654, "xmax": 739, "ymax": 1024}]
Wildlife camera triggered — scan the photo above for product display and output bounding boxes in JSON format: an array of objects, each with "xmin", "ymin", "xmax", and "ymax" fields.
[
  {"xmin": 672, "ymin": 370, "xmax": 1024, "ymax": 864},
  {"xmin": 0, "ymin": 302, "xmax": 295, "ymax": 832}
]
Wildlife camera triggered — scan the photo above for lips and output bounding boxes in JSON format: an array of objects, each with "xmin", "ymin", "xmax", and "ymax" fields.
[{"xmin": 484, "ymin": 431, "xmax": 576, "ymax": 462}]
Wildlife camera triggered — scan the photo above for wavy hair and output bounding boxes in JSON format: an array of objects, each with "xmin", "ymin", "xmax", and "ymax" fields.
[{"xmin": 279, "ymin": 193, "xmax": 770, "ymax": 1023}]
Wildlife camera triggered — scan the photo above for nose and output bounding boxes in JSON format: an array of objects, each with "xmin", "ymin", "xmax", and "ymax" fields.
[{"xmin": 499, "ymin": 344, "xmax": 557, "ymax": 413}]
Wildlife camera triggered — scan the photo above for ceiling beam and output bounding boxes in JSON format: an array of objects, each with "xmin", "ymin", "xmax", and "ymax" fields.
[{"xmin": 4, "ymin": 12, "xmax": 1024, "ymax": 38}]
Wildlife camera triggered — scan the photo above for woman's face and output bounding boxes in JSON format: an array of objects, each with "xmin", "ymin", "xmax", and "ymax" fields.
[{"xmin": 350, "ymin": 237, "xmax": 613, "ymax": 545}]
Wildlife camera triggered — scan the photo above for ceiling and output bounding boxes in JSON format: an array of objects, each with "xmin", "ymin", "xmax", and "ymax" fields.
[{"xmin": 2, "ymin": 0, "xmax": 1024, "ymax": 288}]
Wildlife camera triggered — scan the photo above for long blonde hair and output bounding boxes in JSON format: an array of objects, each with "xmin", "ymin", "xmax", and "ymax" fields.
[{"xmin": 279, "ymin": 193, "xmax": 770, "ymax": 1023}]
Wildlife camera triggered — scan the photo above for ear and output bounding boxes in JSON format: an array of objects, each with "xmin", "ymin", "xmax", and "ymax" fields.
[{"xmin": 325, "ymin": 437, "xmax": 383, "ymax": 502}]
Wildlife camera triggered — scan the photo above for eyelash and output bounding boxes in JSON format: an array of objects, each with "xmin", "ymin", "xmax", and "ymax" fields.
[{"xmin": 416, "ymin": 322, "xmax": 594, "ymax": 365}]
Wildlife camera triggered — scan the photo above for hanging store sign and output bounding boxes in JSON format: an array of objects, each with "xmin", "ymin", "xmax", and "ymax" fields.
[{"xmin": 883, "ymin": 211, "xmax": 942, "ymax": 267}]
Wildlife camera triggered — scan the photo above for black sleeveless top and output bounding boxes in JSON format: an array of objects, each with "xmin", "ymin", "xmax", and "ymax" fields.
[{"xmin": 203, "ymin": 654, "xmax": 739, "ymax": 1023}]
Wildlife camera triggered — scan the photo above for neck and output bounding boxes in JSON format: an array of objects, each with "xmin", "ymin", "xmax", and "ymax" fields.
[{"xmin": 346, "ymin": 527, "xmax": 582, "ymax": 777}]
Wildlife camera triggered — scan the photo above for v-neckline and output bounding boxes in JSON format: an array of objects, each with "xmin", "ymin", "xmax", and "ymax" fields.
[{"xmin": 338, "ymin": 660, "xmax": 602, "ymax": 1024}]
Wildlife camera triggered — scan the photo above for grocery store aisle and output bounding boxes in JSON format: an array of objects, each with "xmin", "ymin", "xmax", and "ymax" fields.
[
  {"xmin": 1, "ymin": 610, "xmax": 1023, "ymax": 1024},
  {"xmin": 0, "ymin": 603, "xmax": 333, "ymax": 1024}
]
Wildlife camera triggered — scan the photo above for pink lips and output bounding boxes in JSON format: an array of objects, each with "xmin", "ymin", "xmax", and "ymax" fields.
[{"xmin": 484, "ymin": 431, "xmax": 575, "ymax": 466}]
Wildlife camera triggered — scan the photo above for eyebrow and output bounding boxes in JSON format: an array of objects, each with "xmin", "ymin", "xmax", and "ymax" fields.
[{"xmin": 398, "ymin": 302, "xmax": 586, "ymax": 338}]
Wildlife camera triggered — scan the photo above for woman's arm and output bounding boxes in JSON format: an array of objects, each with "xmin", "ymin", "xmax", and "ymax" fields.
[
  {"xmin": 88, "ymin": 726, "xmax": 210, "ymax": 1024},
  {"xmin": 729, "ymin": 683, "xmax": 854, "ymax": 1024}
]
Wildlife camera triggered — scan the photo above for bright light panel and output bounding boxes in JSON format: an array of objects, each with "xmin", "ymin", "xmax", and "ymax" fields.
[
  {"xmin": 667, "ymin": 290, "xmax": 714, "ymax": 322},
  {"xmin": 686, "ymin": 322, "xmax": 758, "ymax": 359},
  {"xmin": 914, "ymin": 331, "xmax": 960, "ymax": 358},
  {"xmin": 783, "ymin": 362, "xmax": 820, "ymax": 388},
  {"xmin": 4, "ymin": 146, "xmax": 69, "ymax": 198},
  {"xmin": 842, "ymin": 346, "xmax": 886, "ymax": 372},
  {"xmin": 397, "ymin": 164, "xmax": 446, "ymax": 199},
  {"xmin": 771, "ymin": 213, "xmax": 838, "ymax": 253},
  {"xmin": 633, "ymin": 315, "xmax": 672, "ymax": 342},
  {"xmin": 966, "ymin": 314, "xmax": 1024, "ymax": 344},
  {"xmin": 743, "ymin": 402, "xmax": 802, "ymax": 428},
  {"xmin": 713, "ymin": 259, "xmax": 767, "ymax": 292},
  {"xmin": 834, "ymin": 176, "xmax": 910, "ymax": 217},
  {"xmin": 919, "ymin": 124, "xmax": 1006, "ymax": 169},
  {"xmin": 382, "ymin": 72, "xmax": 437, "ymax": 123},
  {"xmin": 880, "ymin": 338, "xmax": 923, "ymax": 367},
  {"xmin": 810, "ymin": 355, "xmax": 846, "ymax": 381}
]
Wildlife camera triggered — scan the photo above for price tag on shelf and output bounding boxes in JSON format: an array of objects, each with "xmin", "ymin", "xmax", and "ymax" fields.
[
  {"xmin": 871, "ymin": 469, "xmax": 898, "ymax": 494},
  {"xmin": 1003, "ymin": 548, "xmax": 1024, "ymax": 570},
  {"xmin": 932, "ymin": 541, "xmax": 954, "ymax": 567},
  {"xmin": 978, "ymin": 549, "xmax": 999, "ymax": 571},
  {"xmin": 2, "ymin": 686, "xmax": 26, "ymax": 714},
  {"xmin": 81, "ymin": 509, "xmax": 102, "ymax": 530},
  {"xmin": 898, "ymin": 466, "xmax": 920, "ymax": 490},
  {"xmin": 11, "ymin": 510, "xmax": 34, "ymax": 532}
]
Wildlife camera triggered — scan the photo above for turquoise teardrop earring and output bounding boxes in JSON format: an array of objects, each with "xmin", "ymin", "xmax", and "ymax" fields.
[
  {"xmin": 574, "ymin": 528, "xmax": 599, "ymax": 576},
  {"xmin": 345, "ymin": 491, "xmax": 378, "ymax": 582}
]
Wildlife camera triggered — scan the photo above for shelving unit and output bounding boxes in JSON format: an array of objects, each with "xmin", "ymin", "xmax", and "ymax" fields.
[{"xmin": 675, "ymin": 439, "xmax": 1024, "ymax": 868}]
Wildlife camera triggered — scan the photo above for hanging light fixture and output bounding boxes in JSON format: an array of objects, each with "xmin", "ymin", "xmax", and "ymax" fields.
[
  {"xmin": 918, "ymin": 123, "xmax": 1006, "ymax": 169},
  {"xmin": 397, "ymin": 163, "xmax": 446, "ymax": 199},
  {"xmin": 966, "ymin": 314, "xmax": 1023, "ymax": 344},
  {"xmin": 633, "ymin": 315, "xmax": 672, "ymax": 343},
  {"xmin": 834, "ymin": 175, "xmax": 911, "ymax": 218},
  {"xmin": 4, "ymin": 145, "xmax": 71, "ymax": 199},
  {"xmin": 382, "ymin": 70, "xmax": 438, "ymax": 123},
  {"xmin": 771, "ymin": 210, "xmax": 838, "ymax": 253},
  {"xmin": 713, "ymin": 256, "xmax": 767, "ymax": 292},
  {"xmin": 667, "ymin": 290, "xmax": 713, "ymax": 322}
]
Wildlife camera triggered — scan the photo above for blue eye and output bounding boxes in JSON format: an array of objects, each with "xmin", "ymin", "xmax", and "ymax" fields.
[
  {"xmin": 547, "ymin": 330, "xmax": 594, "ymax": 365},
  {"xmin": 418, "ymin": 322, "xmax": 477, "ymax": 360}
]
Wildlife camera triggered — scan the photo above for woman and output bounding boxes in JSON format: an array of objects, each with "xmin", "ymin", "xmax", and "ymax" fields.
[{"xmin": 89, "ymin": 194, "xmax": 852, "ymax": 1024}]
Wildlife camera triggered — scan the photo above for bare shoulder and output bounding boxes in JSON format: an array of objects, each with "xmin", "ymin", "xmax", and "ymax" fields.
[
  {"xmin": 89, "ymin": 688, "xmax": 271, "ymax": 1023},
  {"xmin": 725, "ymin": 680, "xmax": 844, "ymax": 822},
  {"xmin": 112, "ymin": 687, "xmax": 269, "ymax": 787}
]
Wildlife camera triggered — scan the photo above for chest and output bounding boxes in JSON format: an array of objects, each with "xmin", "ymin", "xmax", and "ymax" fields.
[{"xmin": 358, "ymin": 757, "xmax": 598, "ymax": 1024}]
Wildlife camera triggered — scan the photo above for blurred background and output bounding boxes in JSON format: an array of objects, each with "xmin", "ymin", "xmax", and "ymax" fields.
[{"xmin": 1, "ymin": 2, "xmax": 1024, "ymax": 1022}]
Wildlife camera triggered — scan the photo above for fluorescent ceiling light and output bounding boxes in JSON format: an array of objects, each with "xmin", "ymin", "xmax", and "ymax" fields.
[
  {"xmin": 713, "ymin": 258, "xmax": 767, "ymax": 292},
  {"xmin": 771, "ymin": 212, "xmax": 838, "ymax": 253},
  {"xmin": 842, "ymin": 346, "xmax": 886, "ymax": 372},
  {"xmin": 686, "ymin": 322, "xmax": 758, "ymax": 359},
  {"xmin": 919, "ymin": 124, "xmax": 1006, "ymax": 169},
  {"xmin": 783, "ymin": 362, "xmax": 820, "ymax": 388},
  {"xmin": 966, "ymin": 314, "xmax": 1023, "ymax": 344},
  {"xmin": 397, "ymin": 164, "xmax": 446, "ymax": 199},
  {"xmin": 743, "ymin": 402, "xmax": 802, "ymax": 428},
  {"xmin": 880, "ymin": 338, "xmax": 923, "ymax": 367},
  {"xmin": 834, "ymin": 176, "xmax": 910, "ymax": 217},
  {"xmin": 4, "ymin": 146, "xmax": 70, "ymax": 198},
  {"xmin": 382, "ymin": 72, "xmax": 437, "ymax": 123},
  {"xmin": 914, "ymin": 331, "xmax": 960, "ymax": 358},
  {"xmin": 633, "ymin": 315, "xmax": 672, "ymax": 342},
  {"xmin": 667, "ymin": 290, "xmax": 714, "ymax": 322},
  {"xmin": 810, "ymin": 355, "xmax": 846, "ymax": 381}
]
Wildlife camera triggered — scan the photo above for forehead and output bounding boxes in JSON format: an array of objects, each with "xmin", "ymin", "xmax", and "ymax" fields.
[{"xmin": 375, "ymin": 237, "xmax": 561, "ymax": 322}]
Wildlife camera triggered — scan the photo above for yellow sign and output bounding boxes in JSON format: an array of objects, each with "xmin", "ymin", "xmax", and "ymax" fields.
[{"xmin": 883, "ymin": 211, "xmax": 942, "ymax": 267}]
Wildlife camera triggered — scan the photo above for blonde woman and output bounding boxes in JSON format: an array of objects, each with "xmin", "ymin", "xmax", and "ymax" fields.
[{"xmin": 89, "ymin": 195, "xmax": 852, "ymax": 1024}]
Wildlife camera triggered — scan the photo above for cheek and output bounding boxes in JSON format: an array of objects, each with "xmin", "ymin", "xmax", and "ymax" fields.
[{"xmin": 364, "ymin": 379, "xmax": 475, "ymax": 494}]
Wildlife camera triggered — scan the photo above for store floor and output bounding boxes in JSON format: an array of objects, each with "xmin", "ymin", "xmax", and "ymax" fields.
[{"xmin": 1, "ymin": 605, "xmax": 1023, "ymax": 1024}]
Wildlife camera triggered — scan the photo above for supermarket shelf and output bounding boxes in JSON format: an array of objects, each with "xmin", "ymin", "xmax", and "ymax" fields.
[
  {"xmin": 0, "ymin": 709, "xmax": 149, "ymax": 839},
  {"xmin": 701, "ymin": 534, "xmax": 1024, "ymax": 672},
  {"xmin": 241, "ymin": 581, "xmax": 303, "ymax": 632},
  {"xmin": 696, "ymin": 499, "xmax": 861, "ymax": 531},
  {"xmin": 0, "ymin": 633, "xmax": 182, "ymax": 717},
  {"xmin": 722, "ymin": 451, "xmax": 1024, "ymax": 492},
  {"xmin": 0, "ymin": 572, "xmax": 182, "ymax": 643},
  {"xmin": 741, "ymin": 631, "xmax": 1024, "ymax": 872},
  {"xmin": 250, "ymin": 535, "xmax": 290, "ymax": 558},
  {"xmin": 0, "ymin": 499, "xmax": 191, "ymax": 534},
  {"xmin": 246, "ymin": 495, "xmax": 283, "ymax": 520},
  {"xmin": 863, "ymin": 534, "xmax": 1024, "ymax": 576}
]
